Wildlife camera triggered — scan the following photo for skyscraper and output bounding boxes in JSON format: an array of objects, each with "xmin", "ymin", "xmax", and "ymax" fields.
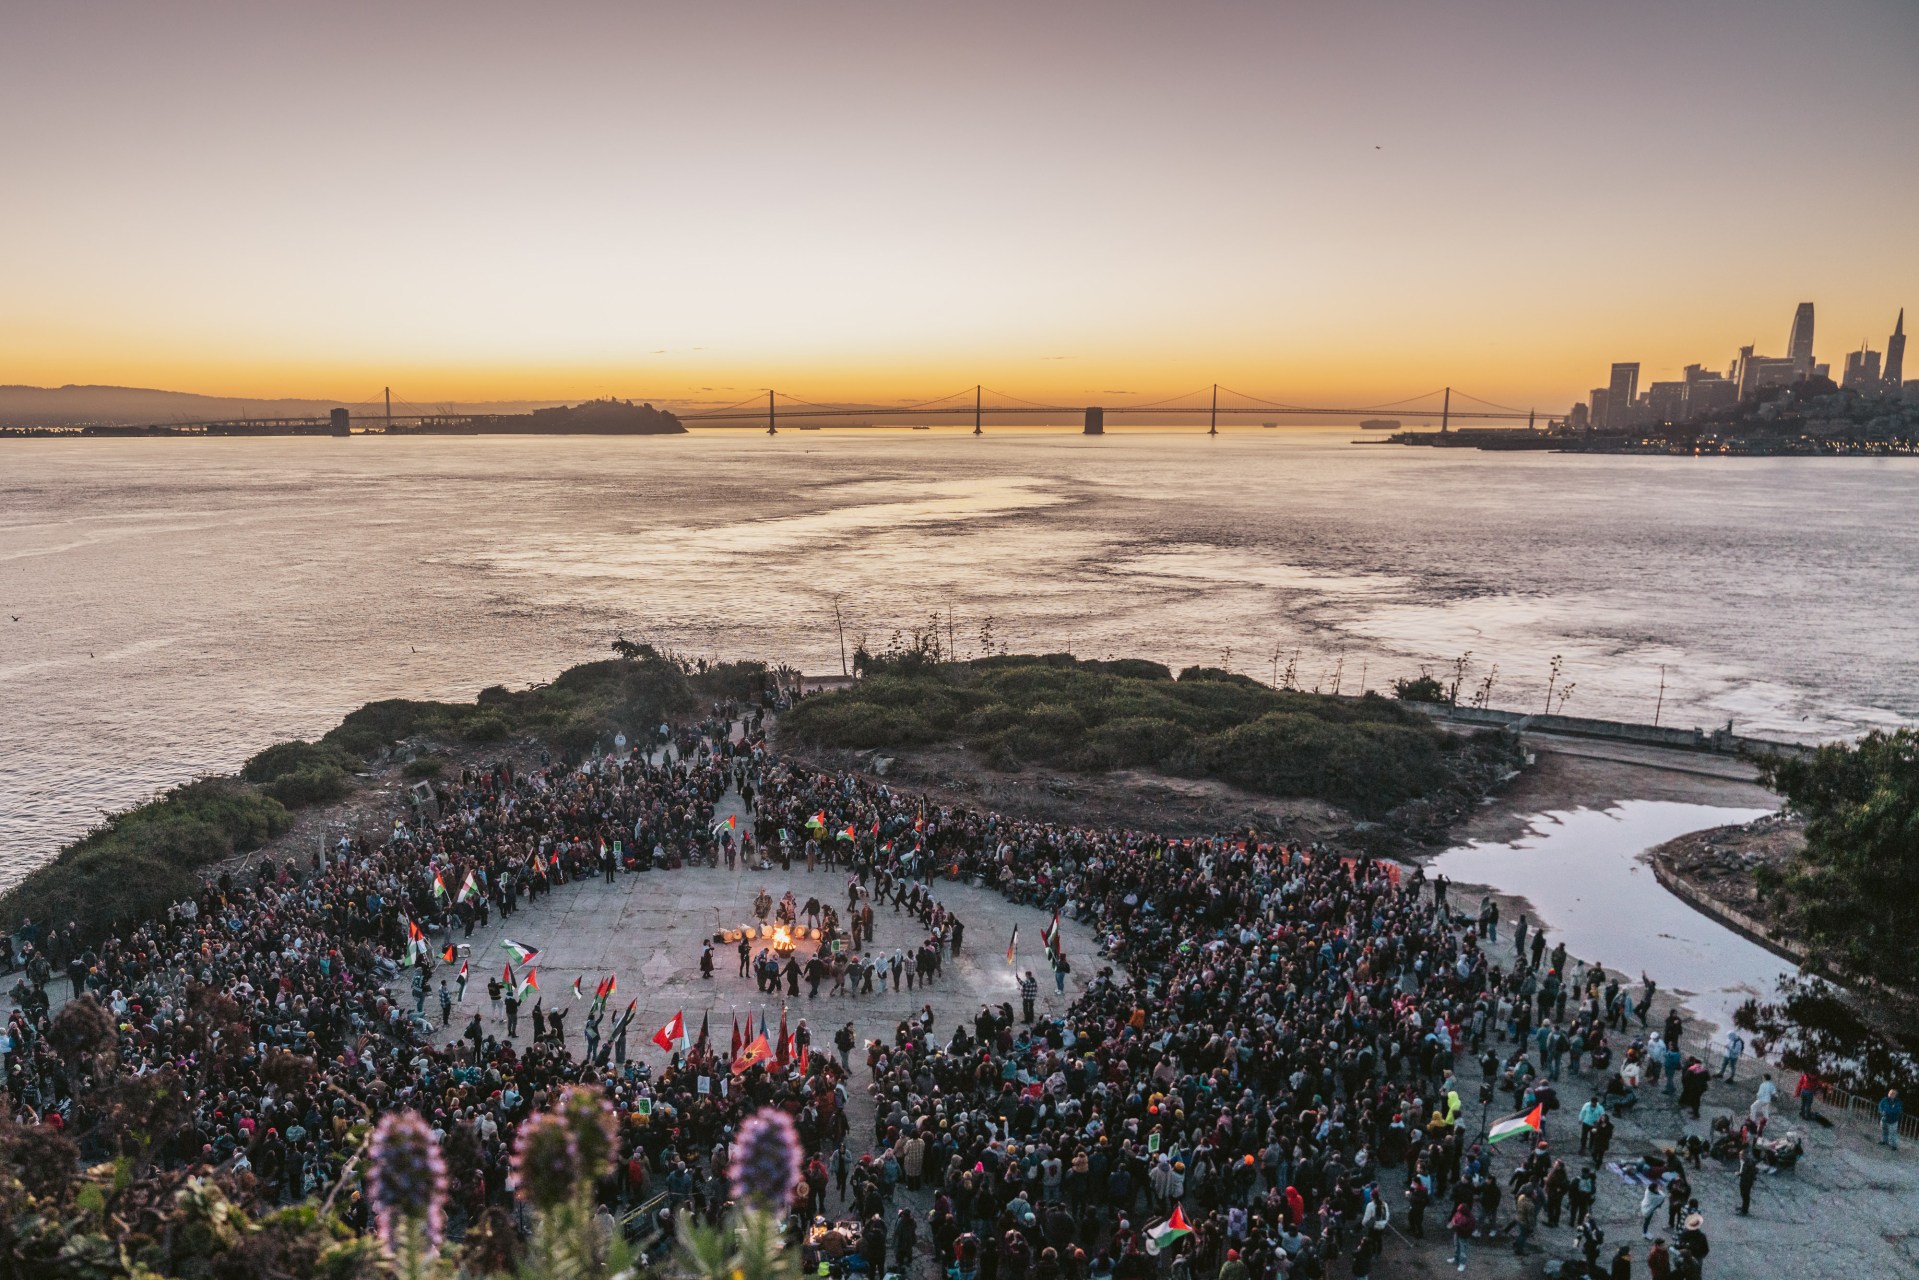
[
  {"xmin": 1787, "ymin": 302, "xmax": 1816, "ymax": 375},
  {"xmin": 1842, "ymin": 346, "xmax": 1882, "ymax": 391},
  {"xmin": 1885, "ymin": 309, "xmax": 1905, "ymax": 389},
  {"xmin": 1606, "ymin": 362, "xmax": 1640, "ymax": 429}
]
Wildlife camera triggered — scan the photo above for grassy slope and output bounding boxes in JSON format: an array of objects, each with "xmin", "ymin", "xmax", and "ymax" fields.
[
  {"xmin": 781, "ymin": 653, "xmax": 1513, "ymax": 821},
  {"xmin": 1, "ymin": 650, "xmax": 740, "ymax": 940}
]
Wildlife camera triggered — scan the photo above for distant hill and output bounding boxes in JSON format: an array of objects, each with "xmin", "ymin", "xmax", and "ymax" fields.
[{"xmin": 0, "ymin": 384, "xmax": 569, "ymax": 428}]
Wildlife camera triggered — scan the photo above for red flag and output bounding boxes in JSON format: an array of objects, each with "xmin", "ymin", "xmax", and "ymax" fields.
[
  {"xmin": 503, "ymin": 963, "xmax": 515, "ymax": 985},
  {"xmin": 695, "ymin": 1012, "xmax": 710, "ymax": 1058},
  {"xmin": 732, "ymin": 1032, "xmax": 771, "ymax": 1074},
  {"xmin": 799, "ymin": 1043, "xmax": 810, "ymax": 1075},
  {"xmin": 442, "ymin": 944, "xmax": 457, "ymax": 963},
  {"xmin": 653, "ymin": 1009, "xmax": 686, "ymax": 1053},
  {"xmin": 730, "ymin": 1014, "xmax": 742, "ymax": 1058}
]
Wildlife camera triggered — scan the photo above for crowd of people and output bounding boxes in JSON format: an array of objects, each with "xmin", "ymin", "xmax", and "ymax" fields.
[{"xmin": 0, "ymin": 699, "xmax": 1830, "ymax": 1279}]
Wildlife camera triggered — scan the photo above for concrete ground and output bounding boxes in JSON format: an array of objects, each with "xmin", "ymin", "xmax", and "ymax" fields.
[{"xmin": 427, "ymin": 790, "xmax": 1917, "ymax": 1278}]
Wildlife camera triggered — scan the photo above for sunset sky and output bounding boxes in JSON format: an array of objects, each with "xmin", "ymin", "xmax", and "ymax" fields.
[{"xmin": 3, "ymin": 0, "xmax": 1914, "ymax": 411}]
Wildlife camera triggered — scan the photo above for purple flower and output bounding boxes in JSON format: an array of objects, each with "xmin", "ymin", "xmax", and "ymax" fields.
[
  {"xmin": 731, "ymin": 1107, "xmax": 804, "ymax": 1212},
  {"xmin": 366, "ymin": 1110, "xmax": 446, "ymax": 1253},
  {"xmin": 557, "ymin": 1085, "xmax": 620, "ymax": 1180},
  {"xmin": 513, "ymin": 1111, "xmax": 581, "ymax": 1210}
]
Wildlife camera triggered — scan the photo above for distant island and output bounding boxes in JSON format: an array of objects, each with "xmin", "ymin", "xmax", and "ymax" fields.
[
  {"xmin": 388, "ymin": 397, "xmax": 684, "ymax": 436},
  {"xmin": 0, "ymin": 388, "xmax": 683, "ymax": 437}
]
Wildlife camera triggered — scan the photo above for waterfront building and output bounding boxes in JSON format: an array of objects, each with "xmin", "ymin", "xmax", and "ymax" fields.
[
  {"xmin": 1788, "ymin": 301, "xmax": 1816, "ymax": 375},
  {"xmin": 1588, "ymin": 387, "xmax": 1610, "ymax": 432},
  {"xmin": 1885, "ymin": 309, "xmax": 1905, "ymax": 389},
  {"xmin": 1647, "ymin": 381, "xmax": 1687, "ymax": 423},
  {"xmin": 1607, "ymin": 362, "xmax": 1640, "ymax": 429},
  {"xmin": 1842, "ymin": 346, "xmax": 1882, "ymax": 391}
]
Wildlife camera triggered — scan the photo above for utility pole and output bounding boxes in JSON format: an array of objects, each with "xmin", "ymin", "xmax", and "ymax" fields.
[
  {"xmin": 767, "ymin": 390, "xmax": 776, "ymax": 435},
  {"xmin": 1209, "ymin": 383, "xmax": 1218, "ymax": 436},
  {"xmin": 1441, "ymin": 386, "xmax": 1450, "ymax": 433},
  {"xmin": 1654, "ymin": 665, "xmax": 1667, "ymax": 727},
  {"xmin": 974, "ymin": 384, "xmax": 982, "ymax": 436},
  {"xmin": 385, "ymin": 386, "xmax": 391, "ymax": 432}
]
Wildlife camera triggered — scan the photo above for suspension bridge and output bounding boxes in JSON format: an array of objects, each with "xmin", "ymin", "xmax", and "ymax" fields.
[{"xmin": 7, "ymin": 384, "xmax": 1553, "ymax": 437}]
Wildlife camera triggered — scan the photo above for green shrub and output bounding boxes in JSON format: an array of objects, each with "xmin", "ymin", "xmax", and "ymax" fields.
[
  {"xmin": 242, "ymin": 739, "xmax": 356, "ymax": 784},
  {"xmin": 1, "ymin": 778, "xmax": 289, "ymax": 937},
  {"xmin": 262, "ymin": 765, "xmax": 354, "ymax": 808},
  {"xmin": 403, "ymin": 754, "xmax": 446, "ymax": 779},
  {"xmin": 461, "ymin": 712, "xmax": 510, "ymax": 743},
  {"xmin": 780, "ymin": 654, "xmax": 1474, "ymax": 818}
]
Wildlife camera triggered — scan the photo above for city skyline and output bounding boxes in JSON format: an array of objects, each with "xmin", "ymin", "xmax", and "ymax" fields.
[{"xmin": 3, "ymin": 0, "xmax": 1916, "ymax": 407}]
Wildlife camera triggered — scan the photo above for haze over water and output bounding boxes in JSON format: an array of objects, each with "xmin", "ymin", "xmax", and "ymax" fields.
[{"xmin": 4, "ymin": 428, "xmax": 1915, "ymax": 882}]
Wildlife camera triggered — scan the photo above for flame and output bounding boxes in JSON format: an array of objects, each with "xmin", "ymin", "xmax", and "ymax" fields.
[{"xmin": 771, "ymin": 926, "xmax": 794, "ymax": 951}]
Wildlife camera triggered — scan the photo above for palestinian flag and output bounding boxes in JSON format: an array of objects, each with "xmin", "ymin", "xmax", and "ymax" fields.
[
  {"xmin": 732, "ymin": 1032, "xmax": 772, "ymax": 1074},
  {"xmin": 601, "ymin": 974, "xmax": 618, "ymax": 999},
  {"xmin": 653, "ymin": 1009, "xmax": 687, "ymax": 1053},
  {"xmin": 502, "ymin": 962, "xmax": 515, "ymax": 986},
  {"xmin": 458, "ymin": 960, "xmax": 469, "ymax": 983},
  {"xmin": 433, "ymin": 871, "xmax": 449, "ymax": 901},
  {"xmin": 457, "ymin": 871, "xmax": 480, "ymax": 904},
  {"xmin": 779, "ymin": 828, "xmax": 791, "ymax": 844},
  {"xmin": 1489, "ymin": 1104, "xmax": 1543, "ymax": 1145},
  {"xmin": 442, "ymin": 944, "xmax": 457, "ymax": 963},
  {"xmin": 837, "ymin": 825, "xmax": 856, "ymax": 843},
  {"xmin": 712, "ymin": 814, "xmax": 738, "ymax": 834},
  {"xmin": 805, "ymin": 812, "xmax": 825, "ymax": 832},
  {"xmin": 1043, "ymin": 910, "xmax": 1064, "ymax": 966},
  {"xmin": 572, "ymin": 976, "xmax": 585, "ymax": 1001},
  {"xmin": 517, "ymin": 968, "xmax": 539, "ymax": 1001},
  {"xmin": 500, "ymin": 939, "xmax": 540, "ymax": 966},
  {"xmin": 1006, "ymin": 925, "xmax": 1019, "ymax": 965},
  {"xmin": 1147, "ymin": 1207, "xmax": 1193, "ymax": 1254}
]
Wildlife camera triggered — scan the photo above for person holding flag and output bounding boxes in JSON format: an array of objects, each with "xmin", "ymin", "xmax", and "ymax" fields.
[
  {"xmin": 611, "ymin": 998, "xmax": 638, "ymax": 1065},
  {"xmin": 1043, "ymin": 910, "xmax": 1070, "ymax": 993},
  {"xmin": 1489, "ymin": 1102, "xmax": 1544, "ymax": 1145}
]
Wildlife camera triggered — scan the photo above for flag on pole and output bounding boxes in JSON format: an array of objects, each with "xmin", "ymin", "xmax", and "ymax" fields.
[
  {"xmin": 1043, "ymin": 910, "xmax": 1064, "ymax": 966},
  {"xmin": 1146, "ymin": 1207, "xmax": 1194, "ymax": 1255},
  {"xmin": 777, "ymin": 1006, "xmax": 790, "ymax": 1068},
  {"xmin": 503, "ymin": 962, "xmax": 515, "ymax": 987},
  {"xmin": 799, "ymin": 1043, "xmax": 810, "ymax": 1075},
  {"xmin": 458, "ymin": 871, "xmax": 479, "ymax": 904},
  {"xmin": 572, "ymin": 976, "xmax": 585, "ymax": 1001},
  {"xmin": 837, "ymin": 825, "xmax": 856, "ymax": 842},
  {"xmin": 432, "ymin": 871, "xmax": 449, "ymax": 901},
  {"xmin": 500, "ymin": 939, "xmax": 540, "ymax": 966},
  {"xmin": 759, "ymin": 1010, "xmax": 769, "ymax": 1040},
  {"xmin": 805, "ymin": 812, "xmax": 825, "ymax": 832},
  {"xmin": 518, "ymin": 968, "xmax": 539, "ymax": 1001},
  {"xmin": 459, "ymin": 960, "xmax": 469, "ymax": 983},
  {"xmin": 695, "ymin": 1013, "xmax": 710, "ymax": 1059},
  {"xmin": 732, "ymin": 1032, "xmax": 771, "ymax": 1074},
  {"xmin": 1488, "ymin": 1104, "xmax": 1543, "ymax": 1145},
  {"xmin": 1006, "ymin": 925, "xmax": 1019, "ymax": 965},
  {"xmin": 711, "ymin": 814, "xmax": 738, "ymax": 834},
  {"xmin": 653, "ymin": 1009, "xmax": 687, "ymax": 1053},
  {"xmin": 730, "ymin": 1015, "xmax": 743, "ymax": 1059}
]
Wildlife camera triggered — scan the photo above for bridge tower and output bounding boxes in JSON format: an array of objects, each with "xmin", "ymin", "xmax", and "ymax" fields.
[
  {"xmin": 1083, "ymin": 407, "xmax": 1104, "ymax": 435},
  {"xmin": 1440, "ymin": 386, "xmax": 1450, "ymax": 433},
  {"xmin": 1209, "ymin": 383, "xmax": 1218, "ymax": 436},
  {"xmin": 767, "ymin": 390, "xmax": 776, "ymax": 435},
  {"xmin": 974, "ymin": 385, "xmax": 982, "ymax": 436},
  {"xmin": 385, "ymin": 386, "xmax": 391, "ymax": 432}
]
